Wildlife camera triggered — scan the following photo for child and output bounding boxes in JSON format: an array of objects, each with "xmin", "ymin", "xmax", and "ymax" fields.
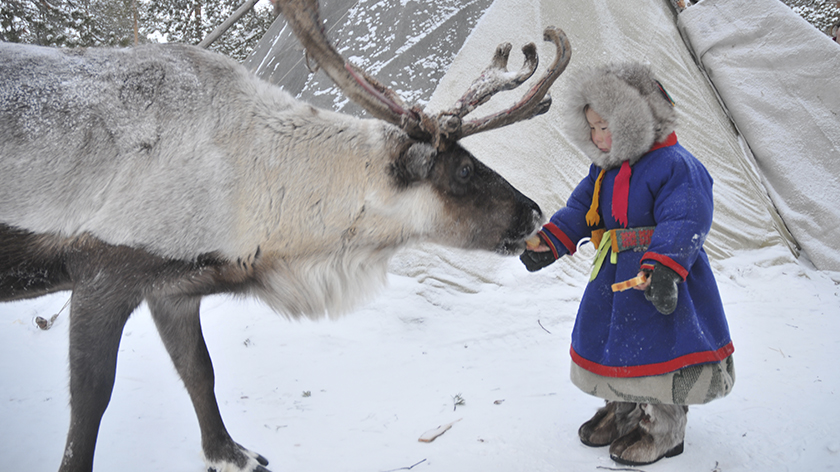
[{"xmin": 521, "ymin": 63, "xmax": 735, "ymax": 466}]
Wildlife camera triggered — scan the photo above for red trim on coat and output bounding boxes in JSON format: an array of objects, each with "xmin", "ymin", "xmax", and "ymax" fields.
[
  {"xmin": 649, "ymin": 132, "xmax": 678, "ymax": 152},
  {"xmin": 641, "ymin": 252, "xmax": 688, "ymax": 280},
  {"xmin": 544, "ymin": 223, "xmax": 576, "ymax": 256},
  {"xmin": 570, "ymin": 342, "xmax": 735, "ymax": 378}
]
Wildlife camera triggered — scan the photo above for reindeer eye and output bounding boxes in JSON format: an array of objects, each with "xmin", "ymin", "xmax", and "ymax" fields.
[{"xmin": 457, "ymin": 164, "xmax": 472, "ymax": 181}]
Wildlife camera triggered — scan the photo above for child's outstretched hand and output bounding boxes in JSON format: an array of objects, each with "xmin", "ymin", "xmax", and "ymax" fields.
[
  {"xmin": 639, "ymin": 263, "xmax": 681, "ymax": 315},
  {"xmin": 520, "ymin": 233, "xmax": 557, "ymax": 272}
]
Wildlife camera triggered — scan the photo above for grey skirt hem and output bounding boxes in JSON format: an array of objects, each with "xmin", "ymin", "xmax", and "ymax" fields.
[{"xmin": 570, "ymin": 355, "xmax": 735, "ymax": 405}]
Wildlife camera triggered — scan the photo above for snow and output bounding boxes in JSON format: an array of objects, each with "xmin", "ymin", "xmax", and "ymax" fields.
[
  {"xmin": 3, "ymin": 0, "xmax": 840, "ymax": 471},
  {"xmin": 1, "ymin": 246, "xmax": 839, "ymax": 471}
]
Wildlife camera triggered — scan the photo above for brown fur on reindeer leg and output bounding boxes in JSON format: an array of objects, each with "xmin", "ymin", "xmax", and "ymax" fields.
[{"xmin": 61, "ymin": 277, "xmax": 142, "ymax": 472}]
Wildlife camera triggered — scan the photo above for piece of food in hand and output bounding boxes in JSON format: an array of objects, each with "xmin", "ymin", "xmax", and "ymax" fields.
[
  {"xmin": 611, "ymin": 274, "xmax": 648, "ymax": 292},
  {"xmin": 526, "ymin": 235, "xmax": 542, "ymax": 250}
]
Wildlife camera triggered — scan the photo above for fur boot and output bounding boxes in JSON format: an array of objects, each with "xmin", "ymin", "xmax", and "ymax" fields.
[
  {"xmin": 609, "ymin": 403, "xmax": 687, "ymax": 466},
  {"xmin": 578, "ymin": 401, "xmax": 642, "ymax": 447}
]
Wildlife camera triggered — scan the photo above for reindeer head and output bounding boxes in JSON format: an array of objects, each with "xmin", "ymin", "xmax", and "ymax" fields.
[{"xmin": 275, "ymin": 0, "xmax": 572, "ymax": 255}]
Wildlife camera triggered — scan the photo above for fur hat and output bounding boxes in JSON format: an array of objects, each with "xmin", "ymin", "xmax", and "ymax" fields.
[{"xmin": 562, "ymin": 62, "xmax": 677, "ymax": 170}]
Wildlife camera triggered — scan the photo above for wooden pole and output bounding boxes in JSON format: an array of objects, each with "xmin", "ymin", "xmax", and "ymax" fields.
[{"xmin": 198, "ymin": 0, "xmax": 260, "ymax": 48}]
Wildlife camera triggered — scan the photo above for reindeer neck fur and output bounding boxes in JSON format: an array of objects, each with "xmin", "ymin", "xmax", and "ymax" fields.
[
  {"xmin": 226, "ymin": 84, "xmax": 447, "ymax": 319},
  {"xmin": 230, "ymin": 102, "xmax": 445, "ymax": 318}
]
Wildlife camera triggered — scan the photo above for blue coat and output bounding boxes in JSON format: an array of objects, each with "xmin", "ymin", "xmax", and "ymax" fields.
[{"xmin": 541, "ymin": 140, "xmax": 733, "ymax": 377}]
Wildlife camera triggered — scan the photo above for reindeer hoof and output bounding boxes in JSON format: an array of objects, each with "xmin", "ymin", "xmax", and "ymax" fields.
[
  {"xmin": 204, "ymin": 443, "xmax": 270, "ymax": 472},
  {"xmin": 208, "ymin": 467, "xmax": 270, "ymax": 472},
  {"xmin": 207, "ymin": 462, "xmax": 271, "ymax": 472}
]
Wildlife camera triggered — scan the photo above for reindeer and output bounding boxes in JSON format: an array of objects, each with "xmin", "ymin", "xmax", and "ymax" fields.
[{"xmin": 0, "ymin": 0, "xmax": 571, "ymax": 470}]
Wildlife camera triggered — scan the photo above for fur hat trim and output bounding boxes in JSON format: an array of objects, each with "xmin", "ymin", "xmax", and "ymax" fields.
[{"xmin": 562, "ymin": 63, "xmax": 677, "ymax": 169}]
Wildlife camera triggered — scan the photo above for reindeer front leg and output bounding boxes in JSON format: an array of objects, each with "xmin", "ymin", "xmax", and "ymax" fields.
[
  {"xmin": 148, "ymin": 295, "xmax": 270, "ymax": 472},
  {"xmin": 61, "ymin": 285, "xmax": 140, "ymax": 472}
]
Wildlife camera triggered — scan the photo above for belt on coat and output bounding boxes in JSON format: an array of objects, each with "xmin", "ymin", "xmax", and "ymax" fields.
[{"xmin": 590, "ymin": 226, "xmax": 656, "ymax": 282}]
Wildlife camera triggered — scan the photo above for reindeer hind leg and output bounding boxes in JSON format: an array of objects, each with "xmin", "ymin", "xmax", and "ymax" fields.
[{"xmin": 148, "ymin": 295, "xmax": 270, "ymax": 472}]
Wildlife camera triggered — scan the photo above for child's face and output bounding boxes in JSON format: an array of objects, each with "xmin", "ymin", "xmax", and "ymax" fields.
[{"xmin": 586, "ymin": 108, "xmax": 612, "ymax": 153}]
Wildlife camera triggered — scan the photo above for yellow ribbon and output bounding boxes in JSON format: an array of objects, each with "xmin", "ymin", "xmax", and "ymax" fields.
[{"xmin": 586, "ymin": 169, "xmax": 606, "ymax": 227}]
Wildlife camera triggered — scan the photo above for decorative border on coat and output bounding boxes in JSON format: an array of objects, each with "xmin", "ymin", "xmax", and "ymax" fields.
[{"xmin": 570, "ymin": 342, "xmax": 735, "ymax": 378}]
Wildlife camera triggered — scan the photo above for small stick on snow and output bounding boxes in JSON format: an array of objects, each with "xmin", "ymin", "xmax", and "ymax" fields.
[
  {"xmin": 382, "ymin": 458, "xmax": 427, "ymax": 472},
  {"xmin": 418, "ymin": 418, "xmax": 462, "ymax": 443},
  {"xmin": 596, "ymin": 466, "xmax": 646, "ymax": 472}
]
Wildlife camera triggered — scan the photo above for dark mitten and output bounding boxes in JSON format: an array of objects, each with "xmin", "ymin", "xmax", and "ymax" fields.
[
  {"xmin": 520, "ymin": 250, "xmax": 556, "ymax": 272},
  {"xmin": 519, "ymin": 233, "xmax": 557, "ymax": 272},
  {"xmin": 644, "ymin": 263, "xmax": 681, "ymax": 315}
]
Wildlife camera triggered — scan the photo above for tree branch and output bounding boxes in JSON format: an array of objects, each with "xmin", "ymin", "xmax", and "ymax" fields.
[{"xmin": 382, "ymin": 458, "xmax": 427, "ymax": 472}]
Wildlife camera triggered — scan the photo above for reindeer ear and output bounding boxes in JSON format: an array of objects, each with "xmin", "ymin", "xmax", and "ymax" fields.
[{"xmin": 392, "ymin": 142, "xmax": 436, "ymax": 185}]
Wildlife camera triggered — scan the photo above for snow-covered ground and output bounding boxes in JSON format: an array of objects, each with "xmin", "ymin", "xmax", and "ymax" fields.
[{"xmin": 1, "ymin": 244, "xmax": 838, "ymax": 471}]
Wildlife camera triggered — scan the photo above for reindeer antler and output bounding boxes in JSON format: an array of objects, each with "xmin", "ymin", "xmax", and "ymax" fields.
[
  {"xmin": 448, "ymin": 27, "xmax": 572, "ymax": 140},
  {"xmin": 276, "ymin": 0, "xmax": 429, "ymax": 139},
  {"xmin": 276, "ymin": 0, "xmax": 571, "ymax": 147}
]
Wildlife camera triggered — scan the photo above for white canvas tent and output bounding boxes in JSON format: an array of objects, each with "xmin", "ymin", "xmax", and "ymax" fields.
[{"xmin": 679, "ymin": 0, "xmax": 840, "ymax": 271}]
